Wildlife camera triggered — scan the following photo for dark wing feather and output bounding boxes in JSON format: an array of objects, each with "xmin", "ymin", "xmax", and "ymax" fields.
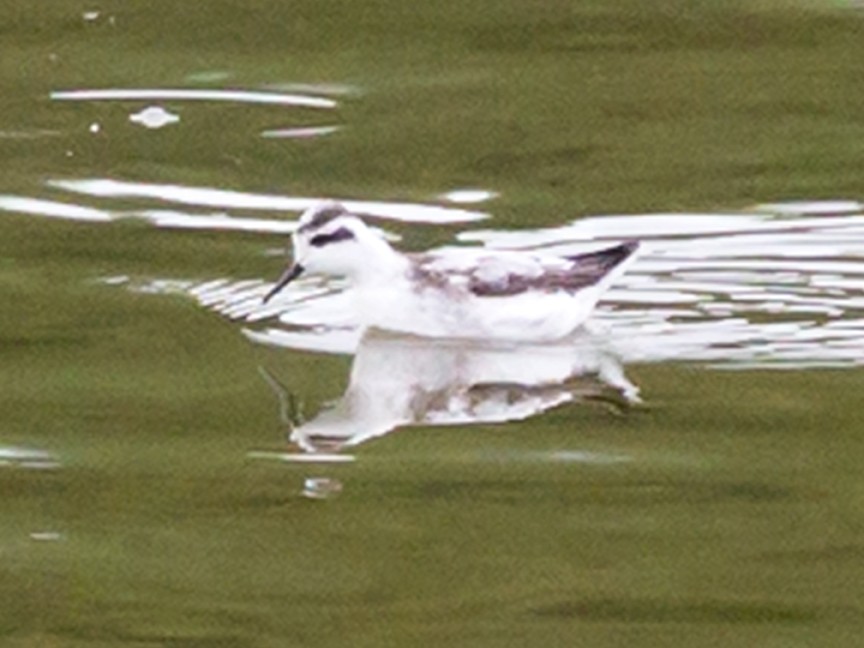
[
  {"xmin": 469, "ymin": 241, "xmax": 638, "ymax": 297},
  {"xmin": 562, "ymin": 240, "xmax": 639, "ymax": 284}
]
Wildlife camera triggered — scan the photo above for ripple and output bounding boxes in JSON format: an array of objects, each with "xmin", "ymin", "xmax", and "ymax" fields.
[
  {"xmin": 0, "ymin": 128, "xmax": 61, "ymax": 140},
  {"xmin": 51, "ymin": 88, "xmax": 337, "ymax": 110},
  {"xmin": 229, "ymin": 201, "xmax": 864, "ymax": 370},
  {"xmin": 0, "ymin": 196, "xmax": 112, "ymax": 222},
  {"xmin": 246, "ymin": 451, "xmax": 355, "ymax": 464},
  {"xmin": 8, "ymin": 188, "xmax": 864, "ymax": 371},
  {"xmin": 260, "ymin": 125, "xmax": 341, "ymax": 139},
  {"xmin": 49, "ymin": 178, "xmax": 488, "ymax": 224},
  {"xmin": 439, "ymin": 189, "xmax": 499, "ymax": 204},
  {"xmin": 0, "ymin": 446, "xmax": 61, "ymax": 470},
  {"xmin": 531, "ymin": 597, "xmax": 817, "ymax": 623},
  {"xmin": 136, "ymin": 210, "xmax": 297, "ymax": 234},
  {"xmin": 753, "ymin": 200, "xmax": 863, "ymax": 215},
  {"xmin": 542, "ymin": 450, "xmax": 632, "ymax": 464}
]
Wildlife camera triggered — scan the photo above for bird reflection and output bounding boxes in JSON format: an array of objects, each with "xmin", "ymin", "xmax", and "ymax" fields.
[{"xmin": 261, "ymin": 329, "xmax": 639, "ymax": 457}]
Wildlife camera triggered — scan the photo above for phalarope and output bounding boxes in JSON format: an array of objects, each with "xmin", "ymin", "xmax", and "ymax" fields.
[{"xmin": 264, "ymin": 203, "xmax": 639, "ymax": 342}]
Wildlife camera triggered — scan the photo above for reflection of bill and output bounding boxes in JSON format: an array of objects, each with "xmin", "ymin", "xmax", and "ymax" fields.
[{"xmin": 261, "ymin": 330, "xmax": 639, "ymax": 456}]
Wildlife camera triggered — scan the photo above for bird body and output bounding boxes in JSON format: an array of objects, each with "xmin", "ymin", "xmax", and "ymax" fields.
[{"xmin": 265, "ymin": 203, "xmax": 638, "ymax": 343}]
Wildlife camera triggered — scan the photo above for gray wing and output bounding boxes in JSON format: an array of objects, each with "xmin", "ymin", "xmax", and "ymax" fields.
[
  {"xmin": 468, "ymin": 241, "xmax": 639, "ymax": 297},
  {"xmin": 411, "ymin": 241, "xmax": 638, "ymax": 298}
]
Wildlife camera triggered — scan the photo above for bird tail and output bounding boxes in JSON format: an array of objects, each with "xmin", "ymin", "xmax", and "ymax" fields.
[{"xmin": 565, "ymin": 240, "xmax": 640, "ymax": 288}]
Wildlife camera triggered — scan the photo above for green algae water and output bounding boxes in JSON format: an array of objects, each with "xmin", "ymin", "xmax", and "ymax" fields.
[{"xmin": 2, "ymin": 1, "xmax": 864, "ymax": 646}]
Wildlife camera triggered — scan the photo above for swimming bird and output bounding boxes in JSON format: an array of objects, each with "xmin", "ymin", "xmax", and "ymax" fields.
[{"xmin": 264, "ymin": 202, "xmax": 638, "ymax": 342}]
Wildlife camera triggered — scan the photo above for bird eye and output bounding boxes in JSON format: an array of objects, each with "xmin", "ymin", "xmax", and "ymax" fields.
[{"xmin": 309, "ymin": 227, "xmax": 355, "ymax": 248}]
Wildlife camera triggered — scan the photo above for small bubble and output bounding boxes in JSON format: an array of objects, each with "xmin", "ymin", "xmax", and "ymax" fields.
[
  {"xmin": 302, "ymin": 477, "xmax": 343, "ymax": 500},
  {"xmin": 129, "ymin": 106, "xmax": 180, "ymax": 129}
]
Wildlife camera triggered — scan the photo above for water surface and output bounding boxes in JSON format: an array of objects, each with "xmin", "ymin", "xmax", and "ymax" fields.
[{"xmin": 1, "ymin": 1, "xmax": 864, "ymax": 646}]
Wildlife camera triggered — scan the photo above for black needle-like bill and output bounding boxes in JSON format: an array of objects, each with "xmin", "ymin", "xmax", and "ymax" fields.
[{"xmin": 263, "ymin": 263, "xmax": 305, "ymax": 303}]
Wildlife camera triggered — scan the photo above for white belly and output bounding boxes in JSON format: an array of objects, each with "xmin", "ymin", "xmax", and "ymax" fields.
[{"xmin": 354, "ymin": 281, "xmax": 604, "ymax": 342}]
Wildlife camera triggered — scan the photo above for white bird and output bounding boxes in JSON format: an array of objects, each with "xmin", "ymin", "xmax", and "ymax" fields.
[{"xmin": 264, "ymin": 202, "xmax": 638, "ymax": 342}]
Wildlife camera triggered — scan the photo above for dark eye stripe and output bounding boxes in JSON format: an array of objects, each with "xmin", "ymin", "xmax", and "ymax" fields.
[{"xmin": 309, "ymin": 227, "xmax": 355, "ymax": 248}]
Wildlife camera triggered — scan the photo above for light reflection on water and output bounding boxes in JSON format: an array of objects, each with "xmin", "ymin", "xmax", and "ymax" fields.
[
  {"xmin": 0, "ymin": 0, "xmax": 861, "ymax": 634},
  {"xmin": 249, "ymin": 331, "xmax": 637, "ymax": 498},
  {"xmin": 128, "ymin": 106, "xmax": 181, "ymax": 129},
  {"xmin": 3, "ymin": 173, "xmax": 864, "ymax": 491},
  {"xmin": 0, "ymin": 446, "xmax": 61, "ymax": 471},
  {"xmin": 51, "ymin": 87, "xmax": 339, "ymax": 110},
  {"xmin": 44, "ymin": 177, "xmax": 488, "ymax": 224},
  {"xmin": 4, "ymin": 181, "xmax": 864, "ymax": 371},
  {"xmin": 257, "ymin": 331, "xmax": 638, "ymax": 456},
  {"xmin": 157, "ymin": 197, "xmax": 864, "ymax": 371},
  {"xmin": 52, "ymin": 86, "xmax": 346, "ymax": 140}
]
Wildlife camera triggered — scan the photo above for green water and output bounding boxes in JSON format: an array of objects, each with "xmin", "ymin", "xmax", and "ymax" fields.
[{"xmin": 2, "ymin": 1, "xmax": 864, "ymax": 646}]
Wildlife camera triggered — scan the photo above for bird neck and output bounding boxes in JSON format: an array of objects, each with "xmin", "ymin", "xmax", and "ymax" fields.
[{"xmin": 353, "ymin": 237, "xmax": 409, "ymax": 283}]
